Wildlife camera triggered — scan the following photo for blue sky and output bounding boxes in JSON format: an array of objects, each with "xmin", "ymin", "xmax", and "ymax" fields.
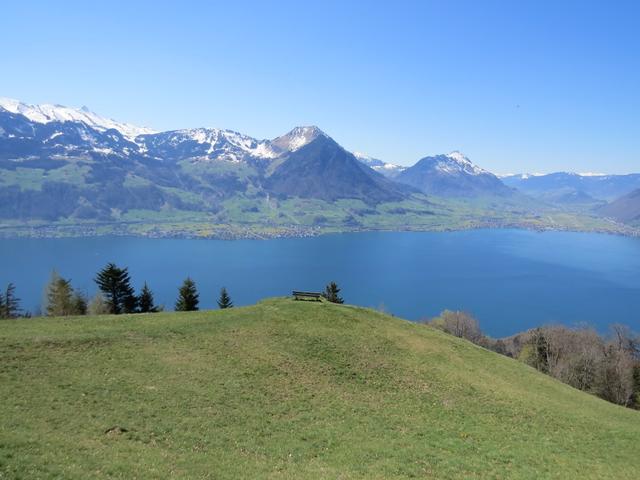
[{"xmin": 1, "ymin": 0, "xmax": 638, "ymax": 173}]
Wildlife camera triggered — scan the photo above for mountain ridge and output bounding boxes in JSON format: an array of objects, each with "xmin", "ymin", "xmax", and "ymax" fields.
[
  {"xmin": 353, "ymin": 152, "xmax": 406, "ymax": 178},
  {"xmin": 0, "ymin": 97, "xmax": 156, "ymax": 140},
  {"xmin": 1, "ymin": 97, "xmax": 637, "ymax": 237},
  {"xmin": 501, "ymin": 172, "xmax": 640, "ymax": 202},
  {"xmin": 395, "ymin": 152, "xmax": 513, "ymax": 197}
]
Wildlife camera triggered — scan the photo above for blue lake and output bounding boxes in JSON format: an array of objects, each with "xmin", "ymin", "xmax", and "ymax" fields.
[{"xmin": 1, "ymin": 229, "xmax": 639, "ymax": 337}]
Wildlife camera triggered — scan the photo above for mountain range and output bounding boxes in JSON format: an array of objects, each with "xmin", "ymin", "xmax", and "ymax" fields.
[
  {"xmin": 353, "ymin": 152, "xmax": 406, "ymax": 178},
  {"xmin": 501, "ymin": 172, "xmax": 640, "ymax": 203},
  {"xmin": 501, "ymin": 172, "xmax": 640, "ymax": 226},
  {"xmin": 0, "ymin": 97, "xmax": 638, "ymax": 236}
]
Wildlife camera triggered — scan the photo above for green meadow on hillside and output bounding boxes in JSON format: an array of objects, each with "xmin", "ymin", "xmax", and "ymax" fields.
[{"xmin": 1, "ymin": 299, "xmax": 638, "ymax": 479}]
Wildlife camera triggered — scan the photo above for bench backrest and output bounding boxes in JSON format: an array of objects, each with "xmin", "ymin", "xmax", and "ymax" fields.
[{"xmin": 292, "ymin": 291, "xmax": 322, "ymax": 297}]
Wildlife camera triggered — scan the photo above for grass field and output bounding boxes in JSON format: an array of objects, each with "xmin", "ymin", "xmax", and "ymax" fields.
[{"xmin": 1, "ymin": 299, "xmax": 639, "ymax": 478}]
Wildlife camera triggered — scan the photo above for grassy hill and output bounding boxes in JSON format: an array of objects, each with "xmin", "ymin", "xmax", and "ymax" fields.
[{"xmin": 1, "ymin": 299, "xmax": 639, "ymax": 479}]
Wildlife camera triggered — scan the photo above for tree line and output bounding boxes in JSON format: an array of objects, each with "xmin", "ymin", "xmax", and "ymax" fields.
[
  {"xmin": 1, "ymin": 265, "xmax": 346, "ymax": 320},
  {"xmin": 90, "ymin": 263, "xmax": 235, "ymax": 313},
  {"xmin": 0, "ymin": 262, "xmax": 236, "ymax": 319},
  {"xmin": 425, "ymin": 310, "xmax": 640, "ymax": 409}
]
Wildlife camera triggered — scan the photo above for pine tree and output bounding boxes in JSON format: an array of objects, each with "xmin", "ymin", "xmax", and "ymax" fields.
[
  {"xmin": 45, "ymin": 271, "xmax": 75, "ymax": 316},
  {"xmin": 323, "ymin": 281, "xmax": 344, "ymax": 304},
  {"xmin": 175, "ymin": 277, "xmax": 199, "ymax": 311},
  {"xmin": 122, "ymin": 292, "xmax": 139, "ymax": 314},
  {"xmin": 217, "ymin": 287, "xmax": 233, "ymax": 309},
  {"xmin": 0, "ymin": 290, "xmax": 4, "ymax": 319},
  {"xmin": 2, "ymin": 283, "xmax": 21, "ymax": 319},
  {"xmin": 94, "ymin": 263, "xmax": 138, "ymax": 314},
  {"xmin": 45, "ymin": 271, "xmax": 87, "ymax": 316},
  {"xmin": 72, "ymin": 291, "xmax": 88, "ymax": 315},
  {"xmin": 138, "ymin": 282, "xmax": 158, "ymax": 313}
]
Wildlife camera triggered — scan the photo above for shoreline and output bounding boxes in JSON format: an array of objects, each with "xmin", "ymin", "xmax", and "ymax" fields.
[{"xmin": 0, "ymin": 219, "xmax": 637, "ymax": 241}]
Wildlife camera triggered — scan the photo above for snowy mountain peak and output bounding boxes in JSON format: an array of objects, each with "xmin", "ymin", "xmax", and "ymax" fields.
[
  {"xmin": 578, "ymin": 172, "xmax": 607, "ymax": 177},
  {"xmin": 292, "ymin": 125, "xmax": 325, "ymax": 137},
  {"xmin": 146, "ymin": 127, "xmax": 281, "ymax": 162},
  {"xmin": 504, "ymin": 172, "xmax": 609, "ymax": 180},
  {"xmin": 499, "ymin": 173, "xmax": 546, "ymax": 179},
  {"xmin": 0, "ymin": 97, "xmax": 156, "ymax": 140},
  {"xmin": 437, "ymin": 151, "xmax": 488, "ymax": 176},
  {"xmin": 396, "ymin": 151, "xmax": 510, "ymax": 196},
  {"xmin": 446, "ymin": 151, "xmax": 468, "ymax": 162},
  {"xmin": 271, "ymin": 125, "xmax": 327, "ymax": 152},
  {"xmin": 354, "ymin": 152, "xmax": 406, "ymax": 178},
  {"xmin": 353, "ymin": 151, "xmax": 374, "ymax": 161}
]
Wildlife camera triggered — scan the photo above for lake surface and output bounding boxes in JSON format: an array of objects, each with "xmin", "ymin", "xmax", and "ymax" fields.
[{"xmin": 1, "ymin": 229, "xmax": 639, "ymax": 337}]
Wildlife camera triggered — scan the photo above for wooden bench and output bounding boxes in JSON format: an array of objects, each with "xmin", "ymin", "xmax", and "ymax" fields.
[{"xmin": 292, "ymin": 291, "xmax": 322, "ymax": 301}]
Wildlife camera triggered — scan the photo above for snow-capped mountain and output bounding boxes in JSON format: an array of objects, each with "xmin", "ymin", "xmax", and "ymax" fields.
[
  {"xmin": 0, "ymin": 106, "xmax": 140, "ymax": 161},
  {"xmin": 0, "ymin": 97, "xmax": 155, "ymax": 140},
  {"xmin": 271, "ymin": 126, "xmax": 327, "ymax": 152},
  {"xmin": 395, "ymin": 151, "xmax": 512, "ymax": 197},
  {"xmin": 139, "ymin": 128, "xmax": 280, "ymax": 164},
  {"xmin": 0, "ymin": 101, "xmax": 415, "ymax": 221},
  {"xmin": 497, "ymin": 173, "xmax": 545, "ymax": 180},
  {"xmin": 353, "ymin": 152, "xmax": 406, "ymax": 178},
  {"xmin": 266, "ymin": 132, "xmax": 409, "ymax": 203},
  {"xmin": 437, "ymin": 151, "xmax": 489, "ymax": 175},
  {"xmin": 0, "ymin": 97, "xmax": 514, "ymax": 207}
]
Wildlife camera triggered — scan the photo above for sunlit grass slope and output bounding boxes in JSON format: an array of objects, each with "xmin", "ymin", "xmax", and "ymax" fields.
[{"xmin": 1, "ymin": 298, "xmax": 638, "ymax": 479}]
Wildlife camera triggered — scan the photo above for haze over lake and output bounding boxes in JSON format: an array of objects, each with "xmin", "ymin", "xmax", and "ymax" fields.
[{"xmin": 2, "ymin": 229, "xmax": 639, "ymax": 337}]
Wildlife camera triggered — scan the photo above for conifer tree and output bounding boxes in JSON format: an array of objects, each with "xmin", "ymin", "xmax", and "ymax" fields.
[
  {"xmin": 175, "ymin": 277, "xmax": 199, "ymax": 311},
  {"xmin": 73, "ymin": 291, "xmax": 88, "ymax": 315},
  {"xmin": 45, "ymin": 271, "xmax": 88, "ymax": 316},
  {"xmin": 122, "ymin": 291, "xmax": 139, "ymax": 314},
  {"xmin": 1, "ymin": 283, "xmax": 21, "ymax": 319},
  {"xmin": 94, "ymin": 263, "xmax": 138, "ymax": 314},
  {"xmin": 323, "ymin": 281, "xmax": 344, "ymax": 304},
  {"xmin": 138, "ymin": 282, "xmax": 158, "ymax": 313},
  {"xmin": 45, "ymin": 271, "xmax": 74, "ymax": 316},
  {"xmin": 217, "ymin": 287, "xmax": 233, "ymax": 309},
  {"xmin": 0, "ymin": 290, "xmax": 4, "ymax": 319}
]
